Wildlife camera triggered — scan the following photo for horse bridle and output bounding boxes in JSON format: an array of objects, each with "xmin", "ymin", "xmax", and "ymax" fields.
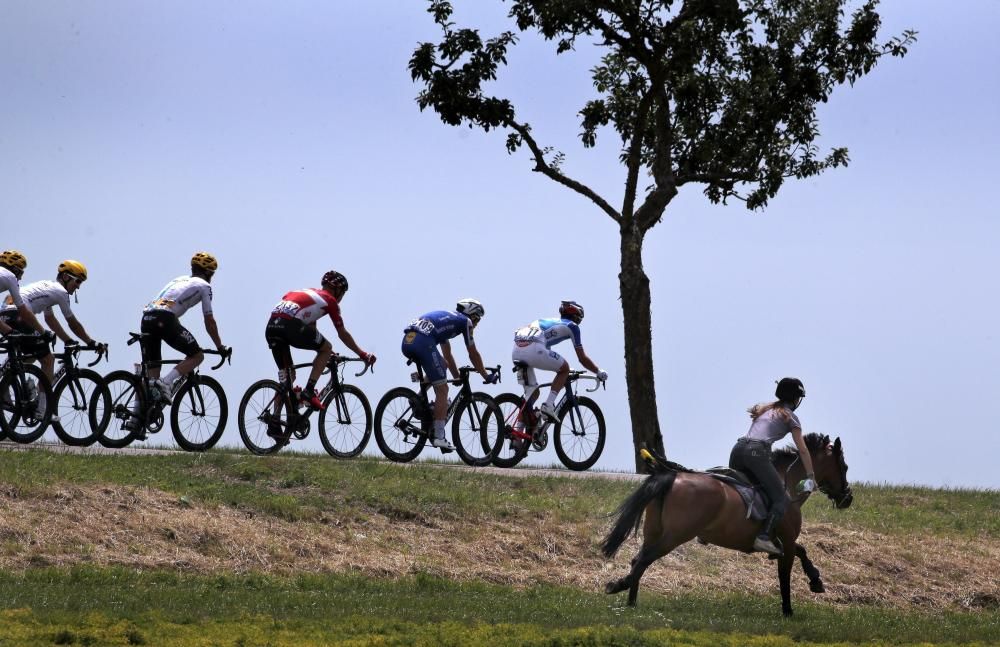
[{"xmin": 784, "ymin": 451, "xmax": 853, "ymax": 507}]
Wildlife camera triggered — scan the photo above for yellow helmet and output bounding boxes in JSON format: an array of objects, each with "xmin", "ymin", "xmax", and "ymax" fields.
[
  {"xmin": 191, "ymin": 251, "xmax": 218, "ymax": 272},
  {"xmin": 58, "ymin": 259, "xmax": 88, "ymax": 281},
  {"xmin": 0, "ymin": 250, "xmax": 27, "ymax": 271}
]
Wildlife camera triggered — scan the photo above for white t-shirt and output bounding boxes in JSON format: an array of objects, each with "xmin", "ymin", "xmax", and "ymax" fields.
[
  {"xmin": 145, "ymin": 275, "xmax": 213, "ymax": 318},
  {"xmin": 1, "ymin": 280, "xmax": 72, "ymax": 318},
  {"xmin": 0, "ymin": 267, "xmax": 23, "ymax": 307}
]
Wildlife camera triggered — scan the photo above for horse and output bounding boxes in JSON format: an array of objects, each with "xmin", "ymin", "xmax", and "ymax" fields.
[{"xmin": 602, "ymin": 433, "xmax": 853, "ymax": 616}]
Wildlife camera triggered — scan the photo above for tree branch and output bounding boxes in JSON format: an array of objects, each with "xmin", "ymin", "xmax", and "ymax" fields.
[
  {"xmin": 621, "ymin": 90, "xmax": 655, "ymax": 225},
  {"xmin": 636, "ymin": 81, "xmax": 676, "ymax": 232},
  {"xmin": 507, "ymin": 119, "xmax": 622, "ymax": 224}
]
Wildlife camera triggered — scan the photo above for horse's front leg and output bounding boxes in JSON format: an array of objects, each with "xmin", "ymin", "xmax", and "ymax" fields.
[
  {"xmin": 794, "ymin": 543, "xmax": 825, "ymax": 593},
  {"xmin": 777, "ymin": 550, "xmax": 796, "ymax": 617}
]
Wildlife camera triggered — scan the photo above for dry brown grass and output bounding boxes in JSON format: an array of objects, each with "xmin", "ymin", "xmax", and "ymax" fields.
[{"xmin": 0, "ymin": 483, "xmax": 996, "ymax": 613}]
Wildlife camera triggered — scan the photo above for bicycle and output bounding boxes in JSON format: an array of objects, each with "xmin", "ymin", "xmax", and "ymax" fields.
[
  {"xmin": 99, "ymin": 332, "xmax": 231, "ymax": 451},
  {"xmin": 0, "ymin": 333, "xmax": 54, "ymax": 443},
  {"xmin": 49, "ymin": 342, "xmax": 111, "ymax": 446},
  {"xmin": 237, "ymin": 354, "xmax": 374, "ymax": 457},
  {"xmin": 492, "ymin": 366, "xmax": 607, "ymax": 471},
  {"xmin": 373, "ymin": 362, "xmax": 503, "ymax": 466}
]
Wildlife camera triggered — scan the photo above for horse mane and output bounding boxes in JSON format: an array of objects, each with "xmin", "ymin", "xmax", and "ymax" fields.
[{"xmin": 771, "ymin": 432, "xmax": 830, "ymax": 463}]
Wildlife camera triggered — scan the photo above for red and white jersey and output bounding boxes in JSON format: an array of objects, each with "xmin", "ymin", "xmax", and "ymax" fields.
[
  {"xmin": 271, "ymin": 288, "xmax": 342, "ymax": 327},
  {"xmin": 1, "ymin": 280, "xmax": 72, "ymax": 318},
  {"xmin": 0, "ymin": 267, "xmax": 23, "ymax": 307},
  {"xmin": 145, "ymin": 275, "xmax": 213, "ymax": 318}
]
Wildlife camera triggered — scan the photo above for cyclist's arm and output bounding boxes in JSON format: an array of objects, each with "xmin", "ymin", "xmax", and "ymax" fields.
[
  {"xmin": 17, "ymin": 304, "xmax": 45, "ymax": 334},
  {"xmin": 467, "ymin": 344, "xmax": 489, "ymax": 379},
  {"xmin": 334, "ymin": 321, "xmax": 370, "ymax": 360},
  {"xmin": 204, "ymin": 314, "xmax": 224, "ymax": 351},
  {"xmin": 574, "ymin": 346, "xmax": 601, "ymax": 374},
  {"xmin": 66, "ymin": 316, "xmax": 96, "ymax": 345},
  {"xmin": 44, "ymin": 309, "xmax": 73, "ymax": 344},
  {"xmin": 440, "ymin": 339, "xmax": 460, "ymax": 379}
]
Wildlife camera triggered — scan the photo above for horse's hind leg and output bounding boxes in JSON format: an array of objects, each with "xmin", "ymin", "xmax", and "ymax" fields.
[
  {"xmin": 795, "ymin": 543, "xmax": 825, "ymax": 593},
  {"xmin": 625, "ymin": 542, "xmax": 668, "ymax": 606}
]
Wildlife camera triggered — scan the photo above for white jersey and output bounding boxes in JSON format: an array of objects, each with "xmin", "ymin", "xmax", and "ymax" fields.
[
  {"xmin": 1, "ymin": 280, "xmax": 72, "ymax": 318},
  {"xmin": 0, "ymin": 267, "xmax": 23, "ymax": 307},
  {"xmin": 145, "ymin": 275, "xmax": 213, "ymax": 318}
]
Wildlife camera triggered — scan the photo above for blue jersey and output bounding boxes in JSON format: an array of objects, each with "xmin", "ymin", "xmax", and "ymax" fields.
[
  {"xmin": 405, "ymin": 310, "xmax": 475, "ymax": 347},
  {"xmin": 514, "ymin": 317, "xmax": 582, "ymax": 349}
]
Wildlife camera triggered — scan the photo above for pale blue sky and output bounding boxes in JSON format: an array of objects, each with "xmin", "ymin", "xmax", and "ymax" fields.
[{"xmin": 2, "ymin": 1, "xmax": 997, "ymax": 488}]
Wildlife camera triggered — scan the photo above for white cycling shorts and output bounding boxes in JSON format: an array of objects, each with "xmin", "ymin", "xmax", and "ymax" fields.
[{"xmin": 511, "ymin": 341, "xmax": 567, "ymax": 387}]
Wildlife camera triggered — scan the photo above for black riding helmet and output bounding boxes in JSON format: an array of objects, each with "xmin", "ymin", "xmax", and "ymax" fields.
[{"xmin": 775, "ymin": 377, "xmax": 806, "ymax": 410}]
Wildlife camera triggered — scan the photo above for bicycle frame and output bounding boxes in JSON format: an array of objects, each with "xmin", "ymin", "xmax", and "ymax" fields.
[
  {"xmin": 124, "ymin": 332, "xmax": 229, "ymax": 430},
  {"xmin": 53, "ymin": 343, "xmax": 107, "ymax": 416},
  {"xmin": 408, "ymin": 362, "xmax": 500, "ymax": 429},
  {"xmin": 506, "ymin": 370, "xmax": 603, "ymax": 446},
  {"xmin": 271, "ymin": 354, "xmax": 373, "ymax": 440}
]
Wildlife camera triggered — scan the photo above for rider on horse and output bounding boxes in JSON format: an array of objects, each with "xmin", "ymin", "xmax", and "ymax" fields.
[{"xmin": 729, "ymin": 377, "xmax": 817, "ymax": 556}]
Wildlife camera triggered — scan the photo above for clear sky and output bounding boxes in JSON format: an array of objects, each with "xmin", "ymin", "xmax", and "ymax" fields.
[{"xmin": 2, "ymin": 1, "xmax": 997, "ymax": 489}]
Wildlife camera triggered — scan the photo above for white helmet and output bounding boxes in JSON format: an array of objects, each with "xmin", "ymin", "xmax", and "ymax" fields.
[{"xmin": 456, "ymin": 298, "xmax": 485, "ymax": 320}]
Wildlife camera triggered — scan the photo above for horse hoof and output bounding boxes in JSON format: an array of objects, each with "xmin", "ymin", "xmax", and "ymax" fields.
[
  {"xmin": 782, "ymin": 607, "xmax": 793, "ymax": 617},
  {"xmin": 810, "ymin": 580, "xmax": 825, "ymax": 593},
  {"xmin": 605, "ymin": 580, "xmax": 625, "ymax": 595}
]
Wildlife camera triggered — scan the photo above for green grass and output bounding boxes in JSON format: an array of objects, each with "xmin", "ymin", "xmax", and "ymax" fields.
[
  {"xmin": 1, "ymin": 449, "xmax": 995, "ymax": 538},
  {"xmin": 0, "ymin": 448, "xmax": 997, "ymax": 645},
  {"xmin": 0, "ymin": 567, "xmax": 995, "ymax": 646}
]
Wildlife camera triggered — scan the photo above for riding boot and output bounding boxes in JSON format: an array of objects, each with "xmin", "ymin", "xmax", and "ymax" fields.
[{"xmin": 753, "ymin": 510, "xmax": 783, "ymax": 556}]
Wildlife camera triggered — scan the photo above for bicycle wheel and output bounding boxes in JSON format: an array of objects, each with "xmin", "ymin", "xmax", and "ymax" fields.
[
  {"xmin": 98, "ymin": 370, "xmax": 145, "ymax": 448},
  {"xmin": 171, "ymin": 375, "xmax": 228, "ymax": 451},
  {"xmin": 554, "ymin": 396, "xmax": 606, "ymax": 471},
  {"xmin": 451, "ymin": 392, "xmax": 503, "ymax": 467},
  {"xmin": 373, "ymin": 387, "xmax": 426, "ymax": 462},
  {"xmin": 491, "ymin": 392, "xmax": 530, "ymax": 468},
  {"xmin": 0, "ymin": 365, "xmax": 52, "ymax": 443},
  {"xmin": 51, "ymin": 369, "xmax": 108, "ymax": 447},
  {"xmin": 238, "ymin": 379, "xmax": 291, "ymax": 455},
  {"xmin": 319, "ymin": 384, "xmax": 372, "ymax": 459}
]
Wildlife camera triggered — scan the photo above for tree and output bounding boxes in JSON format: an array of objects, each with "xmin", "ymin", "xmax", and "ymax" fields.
[{"xmin": 410, "ymin": 0, "xmax": 915, "ymax": 471}]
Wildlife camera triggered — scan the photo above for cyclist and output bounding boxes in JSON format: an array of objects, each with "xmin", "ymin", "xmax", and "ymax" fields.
[
  {"xmin": 728, "ymin": 377, "xmax": 817, "ymax": 556},
  {"xmin": 401, "ymin": 299, "xmax": 498, "ymax": 452},
  {"xmin": 0, "ymin": 250, "xmax": 46, "ymax": 338},
  {"xmin": 264, "ymin": 271, "xmax": 375, "ymax": 425},
  {"xmin": 511, "ymin": 300, "xmax": 607, "ymax": 426},
  {"xmin": 139, "ymin": 252, "xmax": 228, "ymax": 403},
  {"xmin": 0, "ymin": 259, "xmax": 102, "ymax": 418}
]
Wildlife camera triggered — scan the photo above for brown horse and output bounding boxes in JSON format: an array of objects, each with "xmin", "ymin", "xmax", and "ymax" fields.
[{"xmin": 602, "ymin": 433, "xmax": 853, "ymax": 616}]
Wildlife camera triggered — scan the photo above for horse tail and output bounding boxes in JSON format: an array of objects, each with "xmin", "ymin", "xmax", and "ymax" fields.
[{"xmin": 601, "ymin": 470, "xmax": 678, "ymax": 558}]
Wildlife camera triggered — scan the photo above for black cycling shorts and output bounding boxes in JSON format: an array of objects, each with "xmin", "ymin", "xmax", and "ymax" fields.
[
  {"xmin": 140, "ymin": 309, "xmax": 200, "ymax": 366},
  {"xmin": 265, "ymin": 316, "xmax": 326, "ymax": 368},
  {"xmin": 0, "ymin": 311, "xmax": 50, "ymax": 359}
]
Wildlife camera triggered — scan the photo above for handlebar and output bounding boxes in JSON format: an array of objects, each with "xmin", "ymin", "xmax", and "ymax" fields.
[
  {"xmin": 59, "ymin": 342, "xmax": 110, "ymax": 367},
  {"xmin": 453, "ymin": 365, "xmax": 502, "ymax": 386},
  {"xmin": 205, "ymin": 346, "xmax": 233, "ymax": 370},
  {"xmin": 567, "ymin": 371, "xmax": 606, "ymax": 393}
]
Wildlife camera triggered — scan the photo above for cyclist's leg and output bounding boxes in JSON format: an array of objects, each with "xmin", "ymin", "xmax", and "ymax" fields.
[
  {"xmin": 521, "ymin": 344, "xmax": 567, "ymax": 416},
  {"xmin": 280, "ymin": 318, "xmax": 329, "ymax": 406},
  {"xmin": 512, "ymin": 343, "xmax": 541, "ymax": 416},
  {"xmin": 160, "ymin": 314, "xmax": 203, "ymax": 382},
  {"xmin": 403, "ymin": 332, "xmax": 450, "ymax": 445},
  {"xmin": 140, "ymin": 311, "xmax": 168, "ymax": 380},
  {"xmin": 265, "ymin": 319, "xmax": 295, "ymax": 438}
]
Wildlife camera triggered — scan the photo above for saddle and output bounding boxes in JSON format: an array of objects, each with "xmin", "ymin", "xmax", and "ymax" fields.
[{"xmin": 640, "ymin": 448, "xmax": 769, "ymax": 522}]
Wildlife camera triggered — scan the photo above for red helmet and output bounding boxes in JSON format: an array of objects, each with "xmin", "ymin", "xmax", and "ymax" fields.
[{"xmin": 559, "ymin": 300, "xmax": 584, "ymax": 323}]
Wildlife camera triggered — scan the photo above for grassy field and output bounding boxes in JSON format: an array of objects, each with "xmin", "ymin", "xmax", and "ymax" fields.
[{"xmin": 0, "ymin": 448, "xmax": 996, "ymax": 646}]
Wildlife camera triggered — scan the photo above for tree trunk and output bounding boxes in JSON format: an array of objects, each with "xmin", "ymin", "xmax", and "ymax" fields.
[{"xmin": 619, "ymin": 224, "xmax": 665, "ymax": 473}]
